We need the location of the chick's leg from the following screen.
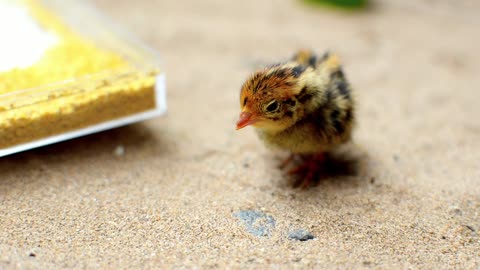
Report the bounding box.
[287,161,309,174]
[278,154,295,169]
[289,153,325,188]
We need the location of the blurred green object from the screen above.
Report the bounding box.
[303,0,368,10]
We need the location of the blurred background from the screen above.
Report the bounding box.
[90,0,479,154]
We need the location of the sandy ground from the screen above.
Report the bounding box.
[1,0,479,269]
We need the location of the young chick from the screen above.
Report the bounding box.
[236,50,355,187]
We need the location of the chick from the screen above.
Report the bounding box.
[236,50,355,187]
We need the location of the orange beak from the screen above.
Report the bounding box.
[236,111,258,130]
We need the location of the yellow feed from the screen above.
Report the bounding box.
[0,0,158,148]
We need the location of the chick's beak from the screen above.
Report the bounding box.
[236,111,258,130]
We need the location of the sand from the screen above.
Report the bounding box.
[0,0,479,269]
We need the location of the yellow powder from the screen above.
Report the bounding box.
[0,0,160,148]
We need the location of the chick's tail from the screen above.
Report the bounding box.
[291,49,317,67]
[292,50,342,75]
[318,51,342,75]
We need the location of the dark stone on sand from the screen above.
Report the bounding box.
[288,229,315,241]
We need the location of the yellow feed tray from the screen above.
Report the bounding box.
[0,0,166,156]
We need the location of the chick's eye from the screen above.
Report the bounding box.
[265,100,279,113]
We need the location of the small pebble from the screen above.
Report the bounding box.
[288,229,315,241]
[450,208,462,216]
[114,145,125,156]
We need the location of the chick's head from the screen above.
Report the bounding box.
[236,63,309,133]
